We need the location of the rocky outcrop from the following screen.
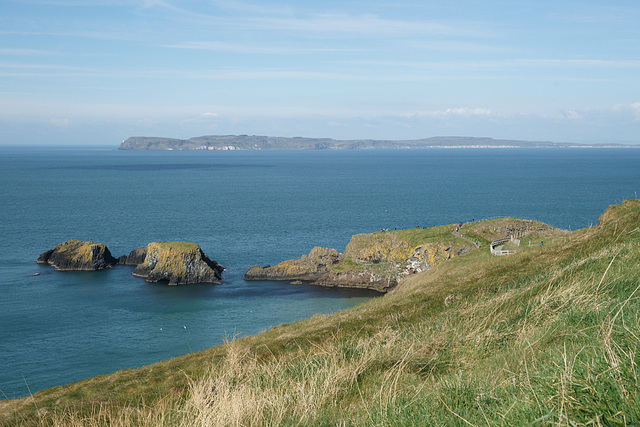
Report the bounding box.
[118,246,148,265]
[315,270,398,293]
[245,247,341,281]
[132,242,223,285]
[37,240,224,285]
[37,240,119,271]
[402,242,470,276]
[244,229,474,292]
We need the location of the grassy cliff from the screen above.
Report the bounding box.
[3,201,640,425]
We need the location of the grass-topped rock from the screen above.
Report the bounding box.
[37,239,119,271]
[246,220,561,292]
[132,241,224,285]
[246,226,475,292]
[245,246,342,281]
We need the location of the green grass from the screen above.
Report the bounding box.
[152,241,200,250]
[330,257,389,272]
[3,200,640,426]
[387,224,455,243]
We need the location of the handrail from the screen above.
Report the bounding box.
[490,238,515,256]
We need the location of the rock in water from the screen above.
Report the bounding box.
[118,246,148,266]
[132,242,223,285]
[37,240,119,270]
[245,246,342,281]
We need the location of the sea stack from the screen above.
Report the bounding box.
[37,240,119,271]
[132,241,224,285]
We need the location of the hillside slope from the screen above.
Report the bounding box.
[2,200,639,426]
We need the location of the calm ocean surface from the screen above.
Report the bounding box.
[1,146,639,399]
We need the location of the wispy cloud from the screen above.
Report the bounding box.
[510,59,640,68]
[138,0,484,38]
[209,0,294,16]
[243,13,481,37]
[0,62,94,72]
[625,102,640,120]
[0,29,144,42]
[405,40,511,53]
[0,48,58,55]
[406,107,496,118]
[4,0,129,5]
[163,41,364,54]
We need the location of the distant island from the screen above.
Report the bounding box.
[118,135,633,151]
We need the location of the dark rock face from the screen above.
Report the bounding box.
[132,242,224,285]
[316,271,397,293]
[118,246,148,265]
[245,247,342,281]
[37,240,119,271]
[37,249,54,264]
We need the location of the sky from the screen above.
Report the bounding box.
[1,0,640,146]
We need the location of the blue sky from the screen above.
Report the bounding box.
[1,0,640,145]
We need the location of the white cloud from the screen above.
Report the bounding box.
[564,110,582,120]
[407,107,495,118]
[612,102,640,121]
[48,118,71,127]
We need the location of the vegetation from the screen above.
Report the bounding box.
[152,241,200,251]
[2,200,640,426]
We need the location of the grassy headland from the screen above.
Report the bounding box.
[2,200,640,425]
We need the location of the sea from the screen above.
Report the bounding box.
[1,146,639,400]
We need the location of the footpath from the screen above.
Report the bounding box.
[451,226,481,249]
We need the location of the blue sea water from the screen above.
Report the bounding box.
[1,146,639,399]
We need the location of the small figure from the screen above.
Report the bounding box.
[540,241,544,246]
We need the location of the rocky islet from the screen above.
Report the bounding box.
[37,240,119,271]
[37,240,224,285]
[132,242,223,285]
